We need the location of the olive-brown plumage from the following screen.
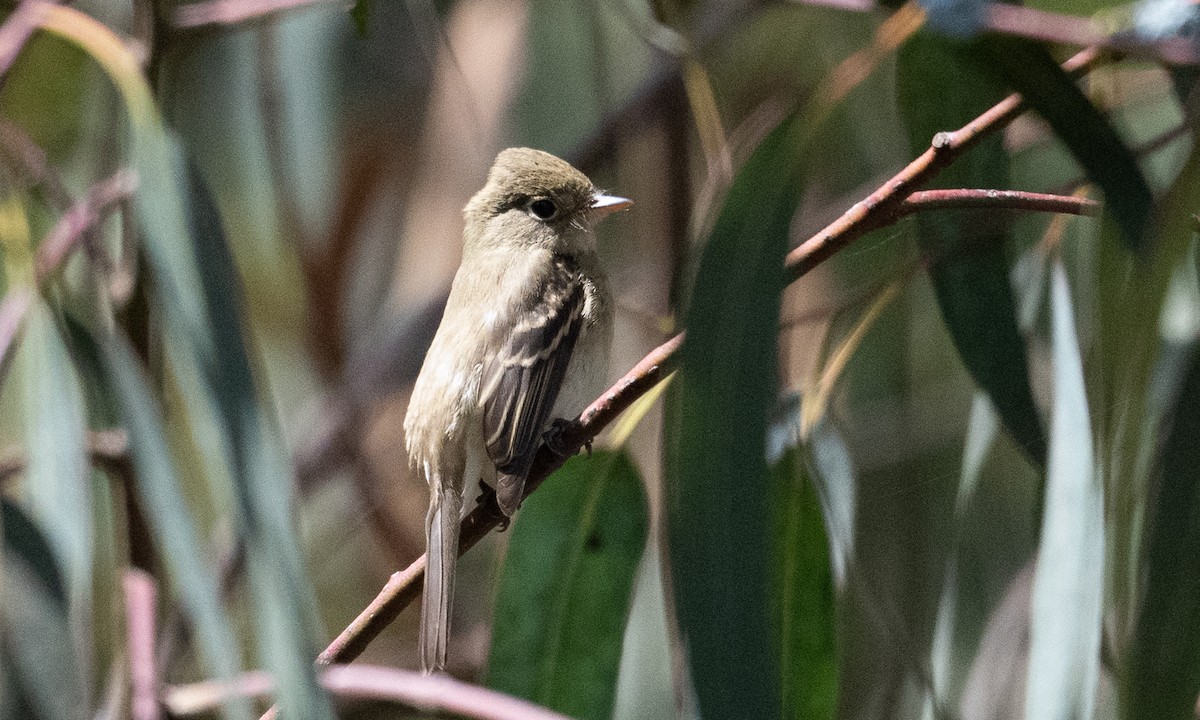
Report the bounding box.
[404,148,629,673]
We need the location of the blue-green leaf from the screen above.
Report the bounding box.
[897,32,1047,468]
[179,163,331,720]
[1024,262,1103,720]
[41,11,332,716]
[16,301,91,619]
[1,499,83,720]
[487,451,649,719]
[91,330,252,720]
[668,113,805,720]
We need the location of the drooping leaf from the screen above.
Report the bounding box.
[16,300,91,625]
[90,331,251,720]
[772,448,838,720]
[1024,262,1103,720]
[1096,136,1200,633]
[1,499,65,608]
[1128,347,1200,720]
[667,113,805,720]
[977,35,1153,250]
[1,499,83,720]
[41,9,332,717]
[804,420,857,588]
[180,160,332,720]
[928,392,999,710]
[897,31,1047,468]
[488,451,649,720]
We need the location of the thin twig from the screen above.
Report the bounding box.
[0,429,130,484]
[291,47,1110,687]
[168,665,572,720]
[0,119,72,210]
[785,46,1102,281]
[34,170,138,281]
[124,568,163,720]
[0,288,33,375]
[172,0,334,29]
[0,0,52,80]
[899,189,1100,217]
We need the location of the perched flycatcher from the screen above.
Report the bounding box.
[404,148,630,673]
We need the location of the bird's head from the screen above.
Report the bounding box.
[463,148,632,255]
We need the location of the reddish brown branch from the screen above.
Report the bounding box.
[785,46,1101,281]
[293,46,1110,689]
[899,189,1100,217]
[169,665,571,720]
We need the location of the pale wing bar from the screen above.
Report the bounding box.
[481,259,585,514]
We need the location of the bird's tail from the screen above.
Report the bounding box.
[421,474,462,673]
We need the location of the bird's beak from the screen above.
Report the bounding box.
[590,194,634,218]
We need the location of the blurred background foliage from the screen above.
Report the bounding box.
[0,0,1199,719]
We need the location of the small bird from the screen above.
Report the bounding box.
[403,148,630,673]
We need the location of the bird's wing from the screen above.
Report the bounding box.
[480,258,584,513]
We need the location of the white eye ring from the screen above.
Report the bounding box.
[528,198,558,221]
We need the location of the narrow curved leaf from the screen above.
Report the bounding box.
[1,499,65,608]
[1024,263,1103,720]
[1128,348,1200,720]
[41,9,332,717]
[1,500,82,720]
[897,31,1047,468]
[487,451,649,720]
[977,35,1152,250]
[93,332,252,720]
[668,113,805,720]
[17,301,91,622]
[772,449,838,720]
[181,164,334,719]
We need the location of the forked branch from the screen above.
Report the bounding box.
[302,46,1108,684]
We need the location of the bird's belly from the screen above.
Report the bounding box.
[550,320,612,422]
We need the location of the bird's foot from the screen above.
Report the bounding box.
[544,418,590,458]
[476,480,510,531]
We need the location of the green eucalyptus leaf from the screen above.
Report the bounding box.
[1,499,65,608]
[1128,347,1200,720]
[668,112,805,720]
[897,31,1047,469]
[180,162,331,720]
[772,448,837,720]
[488,451,649,720]
[350,0,370,36]
[42,11,332,717]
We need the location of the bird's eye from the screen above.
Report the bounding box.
[529,198,558,220]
